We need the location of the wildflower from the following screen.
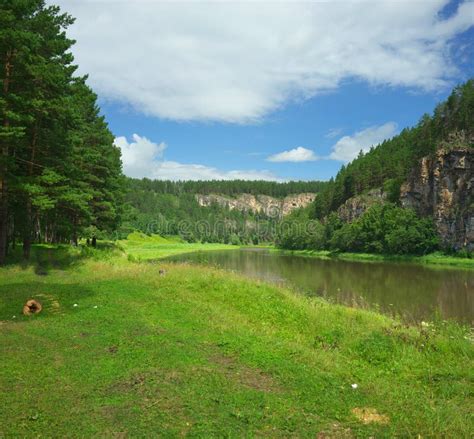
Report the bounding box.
[93,305,98,309]
[351,383,358,389]
[73,304,78,307]
[12,315,16,319]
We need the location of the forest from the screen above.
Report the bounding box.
[119,179,316,244]
[0,1,123,264]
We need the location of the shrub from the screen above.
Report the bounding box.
[279,203,439,255]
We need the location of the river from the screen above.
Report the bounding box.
[165,248,474,325]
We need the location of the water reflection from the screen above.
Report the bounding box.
[165,249,474,325]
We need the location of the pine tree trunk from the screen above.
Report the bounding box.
[23,200,32,260]
[71,215,78,246]
[0,50,13,265]
[0,180,7,265]
[23,235,31,259]
[22,123,39,260]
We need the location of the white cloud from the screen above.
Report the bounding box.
[267,147,318,162]
[325,128,344,139]
[56,0,474,123]
[114,134,166,178]
[329,122,398,162]
[114,134,282,181]
[148,162,282,181]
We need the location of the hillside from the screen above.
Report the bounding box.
[121,179,324,244]
[312,80,474,220]
[277,80,474,255]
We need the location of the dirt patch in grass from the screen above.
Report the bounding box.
[209,353,281,393]
[351,407,389,425]
[110,368,184,397]
[107,345,119,354]
[108,370,191,433]
[98,405,131,437]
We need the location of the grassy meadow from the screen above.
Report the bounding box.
[119,232,237,260]
[0,242,473,437]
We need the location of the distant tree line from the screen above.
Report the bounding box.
[120,190,279,245]
[121,178,328,244]
[0,1,123,264]
[126,178,327,198]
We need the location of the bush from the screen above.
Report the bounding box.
[331,204,439,255]
[276,219,324,250]
[278,203,439,256]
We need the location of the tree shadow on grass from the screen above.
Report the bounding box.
[4,242,118,276]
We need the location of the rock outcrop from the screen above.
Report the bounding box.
[400,148,474,251]
[337,188,387,223]
[195,193,316,218]
[334,148,473,251]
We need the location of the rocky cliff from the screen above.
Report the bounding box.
[334,148,473,251]
[337,188,387,222]
[195,193,316,218]
[400,148,474,251]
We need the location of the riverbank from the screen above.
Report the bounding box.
[272,248,474,269]
[0,244,473,437]
[116,233,474,269]
[118,232,238,260]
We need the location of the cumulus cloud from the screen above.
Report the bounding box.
[114,134,167,178]
[267,147,318,162]
[56,0,474,123]
[114,134,282,181]
[329,122,398,162]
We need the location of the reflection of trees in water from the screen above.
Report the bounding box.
[171,250,474,324]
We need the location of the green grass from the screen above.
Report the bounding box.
[1,244,473,437]
[119,233,237,260]
[273,248,474,269]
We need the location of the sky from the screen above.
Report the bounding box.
[55,0,474,181]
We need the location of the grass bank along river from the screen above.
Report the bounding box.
[167,248,474,325]
[0,243,473,437]
[272,248,474,270]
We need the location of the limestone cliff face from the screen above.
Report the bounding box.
[400,148,474,251]
[195,193,316,218]
[337,189,387,222]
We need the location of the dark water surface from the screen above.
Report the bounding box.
[165,249,474,324]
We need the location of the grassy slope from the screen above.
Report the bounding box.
[119,233,237,260]
[0,245,473,437]
[273,249,474,269]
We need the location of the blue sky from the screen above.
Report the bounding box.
[59,0,474,181]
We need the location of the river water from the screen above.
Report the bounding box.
[165,249,474,325]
